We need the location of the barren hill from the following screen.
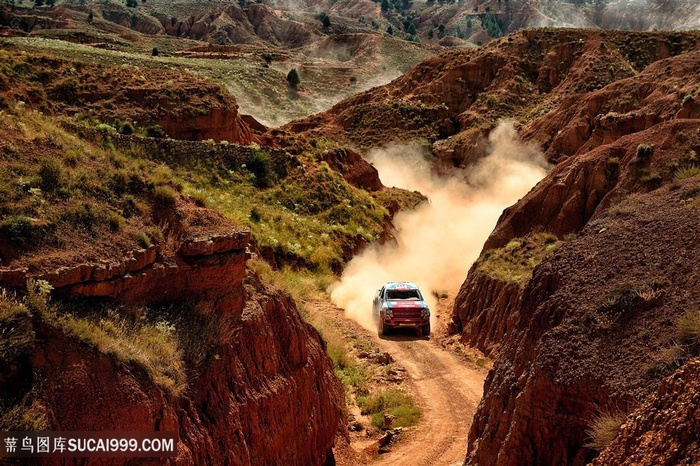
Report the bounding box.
[287,28,700,166]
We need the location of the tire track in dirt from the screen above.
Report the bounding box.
[371,331,484,466]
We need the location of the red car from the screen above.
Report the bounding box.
[372,282,431,336]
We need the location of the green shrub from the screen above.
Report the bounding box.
[357,389,421,430]
[145,125,166,138]
[636,144,653,160]
[116,121,135,135]
[286,68,301,90]
[108,213,125,232]
[95,123,117,134]
[0,215,36,242]
[134,231,151,248]
[247,150,275,188]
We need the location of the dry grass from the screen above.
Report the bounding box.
[677,309,700,343]
[674,164,700,180]
[0,400,49,431]
[24,282,186,395]
[585,409,627,452]
[0,288,34,361]
[55,310,186,395]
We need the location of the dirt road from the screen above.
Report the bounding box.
[371,330,484,466]
[315,294,486,466]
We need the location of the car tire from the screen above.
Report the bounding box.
[420,322,430,337]
[378,315,388,336]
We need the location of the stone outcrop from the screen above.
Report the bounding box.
[452,269,522,357]
[65,123,295,173]
[0,229,251,314]
[592,359,700,466]
[321,148,382,191]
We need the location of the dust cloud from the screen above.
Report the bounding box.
[329,122,549,331]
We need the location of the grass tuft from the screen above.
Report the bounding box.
[585,409,627,452]
[674,164,700,180]
[677,309,700,344]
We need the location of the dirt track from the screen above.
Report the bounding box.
[317,294,486,466]
[371,330,484,466]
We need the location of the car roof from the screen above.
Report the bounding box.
[384,282,420,290]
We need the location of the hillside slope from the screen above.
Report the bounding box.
[0,44,429,464]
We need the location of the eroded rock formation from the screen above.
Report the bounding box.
[1,210,344,465]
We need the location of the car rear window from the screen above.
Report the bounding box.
[387,289,421,300]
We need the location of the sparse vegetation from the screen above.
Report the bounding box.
[56,309,186,394]
[357,389,421,430]
[477,233,562,285]
[23,281,186,394]
[0,400,49,431]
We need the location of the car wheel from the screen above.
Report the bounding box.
[420,322,430,337]
[378,315,388,336]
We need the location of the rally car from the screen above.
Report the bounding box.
[372,282,431,337]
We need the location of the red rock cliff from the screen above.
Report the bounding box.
[25,275,343,466]
[460,121,700,465]
[1,214,344,465]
